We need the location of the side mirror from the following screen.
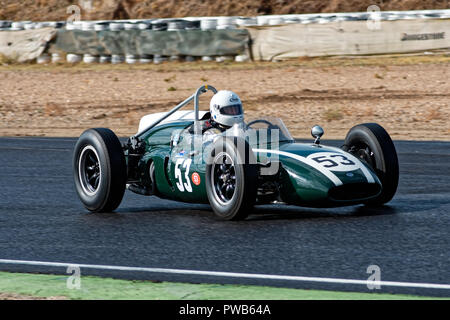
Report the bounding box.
[311,125,324,145]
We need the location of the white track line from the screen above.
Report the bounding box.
[0,259,449,290]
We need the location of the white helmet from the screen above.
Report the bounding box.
[210,90,244,128]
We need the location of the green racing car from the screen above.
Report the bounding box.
[73,85,399,220]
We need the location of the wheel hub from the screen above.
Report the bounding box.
[212,153,236,204]
[351,145,375,168]
[78,145,102,196]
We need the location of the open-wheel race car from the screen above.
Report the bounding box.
[73,85,399,220]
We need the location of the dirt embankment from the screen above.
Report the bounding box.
[0,0,449,21]
[0,56,449,140]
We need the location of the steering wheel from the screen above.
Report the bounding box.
[246,119,278,130]
[246,119,283,146]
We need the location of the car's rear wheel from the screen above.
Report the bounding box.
[73,128,127,212]
[342,123,399,206]
[206,137,257,220]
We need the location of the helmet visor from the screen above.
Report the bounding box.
[220,104,243,116]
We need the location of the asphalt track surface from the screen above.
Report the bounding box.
[0,137,449,297]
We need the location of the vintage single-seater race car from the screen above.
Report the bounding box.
[73,85,399,220]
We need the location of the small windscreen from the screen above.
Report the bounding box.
[220,104,243,115]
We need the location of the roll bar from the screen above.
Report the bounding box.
[133,85,217,139]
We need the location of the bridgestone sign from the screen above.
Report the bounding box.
[401,32,445,41]
[248,19,450,60]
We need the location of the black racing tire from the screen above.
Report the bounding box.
[73,128,127,212]
[342,123,399,206]
[206,137,258,220]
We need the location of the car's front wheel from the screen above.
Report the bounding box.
[73,128,127,212]
[342,123,399,206]
[206,137,257,220]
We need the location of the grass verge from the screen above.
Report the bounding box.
[0,271,445,300]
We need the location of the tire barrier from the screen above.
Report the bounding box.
[83,53,98,64]
[1,10,449,64]
[2,10,449,32]
[152,20,168,31]
[185,20,201,31]
[139,54,152,63]
[51,52,63,63]
[36,53,50,64]
[66,53,82,63]
[111,54,125,64]
[217,17,236,30]
[200,19,217,31]
[99,55,111,64]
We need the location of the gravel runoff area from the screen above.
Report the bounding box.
[0,55,449,140]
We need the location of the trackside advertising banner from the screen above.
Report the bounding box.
[248,19,450,60]
[50,29,250,56]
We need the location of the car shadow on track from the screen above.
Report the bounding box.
[80,205,212,220]
[82,203,397,222]
[247,205,398,221]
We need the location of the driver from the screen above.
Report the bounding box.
[198,90,244,137]
[209,90,244,130]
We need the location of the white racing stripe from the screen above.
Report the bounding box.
[0,259,449,290]
[254,149,343,186]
